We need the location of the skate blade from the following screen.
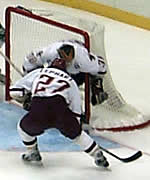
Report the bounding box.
[96,165,111,172]
[22,159,44,167]
[100,166,112,171]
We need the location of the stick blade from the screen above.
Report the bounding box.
[121,151,142,163]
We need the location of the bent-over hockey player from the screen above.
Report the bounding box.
[10,58,109,168]
[22,39,108,106]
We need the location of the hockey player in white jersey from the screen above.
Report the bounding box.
[22,39,108,106]
[23,40,106,76]
[10,58,109,168]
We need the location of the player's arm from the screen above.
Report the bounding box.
[79,51,108,105]
[79,51,107,76]
[10,69,40,105]
[88,55,108,105]
[22,48,46,74]
[90,75,108,105]
[68,79,82,116]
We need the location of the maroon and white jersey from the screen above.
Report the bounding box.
[23,39,107,76]
[10,67,82,115]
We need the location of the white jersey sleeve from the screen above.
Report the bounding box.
[23,42,62,73]
[9,69,41,102]
[66,42,107,76]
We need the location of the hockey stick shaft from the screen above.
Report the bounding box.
[0,50,24,77]
[99,145,142,163]
[16,6,53,16]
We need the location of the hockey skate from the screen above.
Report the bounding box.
[22,145,42,165]
[94,150,109,168]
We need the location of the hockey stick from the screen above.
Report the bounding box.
[83,124,142,162]
[16,5,53,16]
[75,113,143,163]
[99,145,142,163]
[0,50,24,77]
[83,125,142,162]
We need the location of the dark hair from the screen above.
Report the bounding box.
[58,44,75,58]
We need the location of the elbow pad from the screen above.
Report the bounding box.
[26,52,38,64]
[9,88,26,103]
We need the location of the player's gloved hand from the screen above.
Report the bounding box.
[91,91,108,106]
[91,76,108,106]
[23,92,32,111]
[80,113,87,124]
[0,23,5,48]
[71,72,85,86]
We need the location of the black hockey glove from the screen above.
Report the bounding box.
[80,113,87,124]
[23,92,32,111]
[71,72,85,86]
[90,76,108,106]
[0,23,5,48]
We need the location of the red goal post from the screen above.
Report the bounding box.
[5,6,90,122]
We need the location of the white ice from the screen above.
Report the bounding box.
[0,0,150,179]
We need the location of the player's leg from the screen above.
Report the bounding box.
[17,95,72,163]
[90,75,108,105]
[57,106,109,168]
[17,122,42,162]
[17,97,53,162]
[73,131,109,168]
[70,73,108,106]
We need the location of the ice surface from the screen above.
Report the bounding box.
[0,0,150,179]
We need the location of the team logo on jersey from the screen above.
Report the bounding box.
[29,57,37,64]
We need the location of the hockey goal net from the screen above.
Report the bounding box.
[5,6,149,131]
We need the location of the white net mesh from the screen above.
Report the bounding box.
[10,11,85,83]
[87,19,146,130]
